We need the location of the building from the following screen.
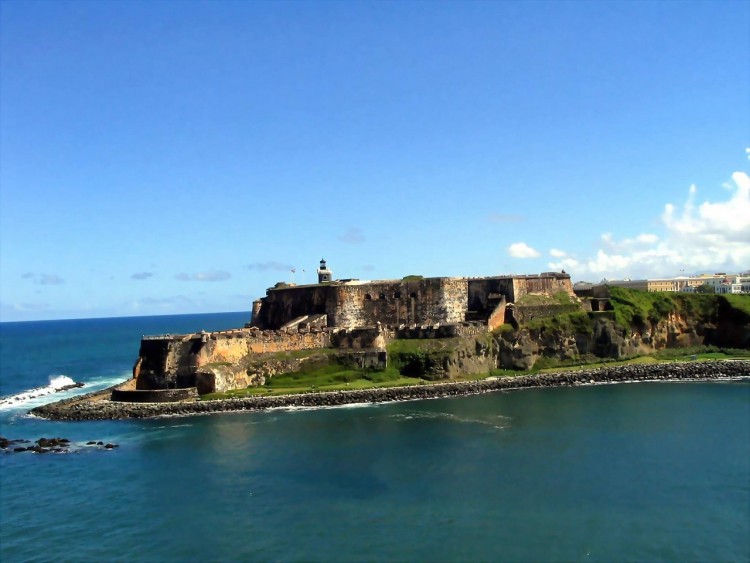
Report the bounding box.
[251,261,576,331]
[606,273,750,294]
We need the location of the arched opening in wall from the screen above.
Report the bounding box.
[379,293,386,300]
[364,294,372,301]
[410,292,417,299]
[394,292,401,299]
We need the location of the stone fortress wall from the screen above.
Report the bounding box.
[253,272,573,331]
[128,265,576,397]
[134,328,330,391]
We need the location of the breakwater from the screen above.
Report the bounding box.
[31,360,750,421]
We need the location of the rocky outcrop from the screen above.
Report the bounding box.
[0,436,118,454]
[496,310,749,370]
[29,360,750,421]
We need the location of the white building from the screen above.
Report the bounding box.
[681,274,750,294]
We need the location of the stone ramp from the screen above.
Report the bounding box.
[280,314,327,331]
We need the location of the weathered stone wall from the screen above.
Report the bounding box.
[327,278,468,328]
[252,284,332,329]
[467,277,518,314]
[199,331,250,364]
[253,274,573,330]
[487,299,507,331]
[395,322,484,339]
[332,327,391,349]
[510,304,581,325]
[245,329,329,354]
[135,329,330,391]
[136,338,202,390]
[195,364,258,395]
[512,273,574,301]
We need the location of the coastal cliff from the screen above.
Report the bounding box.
[495,290,750,370]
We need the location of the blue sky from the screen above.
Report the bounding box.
[1,0,748,321]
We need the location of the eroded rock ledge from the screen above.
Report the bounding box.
[31,360,750,421]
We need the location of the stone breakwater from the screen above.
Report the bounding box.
[30,360,750,421]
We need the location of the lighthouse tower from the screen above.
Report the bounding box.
[317,259,333,283]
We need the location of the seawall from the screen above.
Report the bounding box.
[30,360,750,421]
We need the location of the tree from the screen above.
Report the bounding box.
[695,284,715,294]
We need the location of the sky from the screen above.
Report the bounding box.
[1,0,748,322]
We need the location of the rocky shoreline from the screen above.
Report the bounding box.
[30,360,750,421]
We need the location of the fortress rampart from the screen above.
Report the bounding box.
[253,272,573,331]
[134,328,330,391]
[125,267,576,399]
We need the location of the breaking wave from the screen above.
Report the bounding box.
[0,375,83,410]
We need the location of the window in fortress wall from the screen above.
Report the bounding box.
[394,292,401,299]
[365,294,372,300]
[379,293,386,300]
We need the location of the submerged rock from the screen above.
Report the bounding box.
[2,438,119,454]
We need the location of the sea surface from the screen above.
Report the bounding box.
[1,313,748,562]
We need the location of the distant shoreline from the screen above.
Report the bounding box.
[29,360,750,421]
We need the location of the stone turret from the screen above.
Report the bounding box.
[317,259,333,283]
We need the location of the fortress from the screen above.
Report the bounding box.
[251,260,574,331]
[122,260,576,401]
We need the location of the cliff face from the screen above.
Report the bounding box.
[494,293,750,370]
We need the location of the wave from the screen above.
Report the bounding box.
[0,373,126,412]
[269,401,379,413]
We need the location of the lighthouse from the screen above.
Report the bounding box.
[317,259,333,283]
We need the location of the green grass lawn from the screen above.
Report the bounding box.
[201,373,424,400]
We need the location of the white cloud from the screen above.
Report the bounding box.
[635,233,659,244]
[549,248,567,258]
[549,170,750,279]
[508,242,540,258]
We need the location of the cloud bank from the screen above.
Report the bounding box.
[548,171,750,280]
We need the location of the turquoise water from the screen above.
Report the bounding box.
[1,314,749,562]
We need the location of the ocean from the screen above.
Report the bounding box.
[1,313,748,562]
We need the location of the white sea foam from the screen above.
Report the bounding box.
[0,375,79,410]
[269,401,378,413]
[0,372,128,412]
